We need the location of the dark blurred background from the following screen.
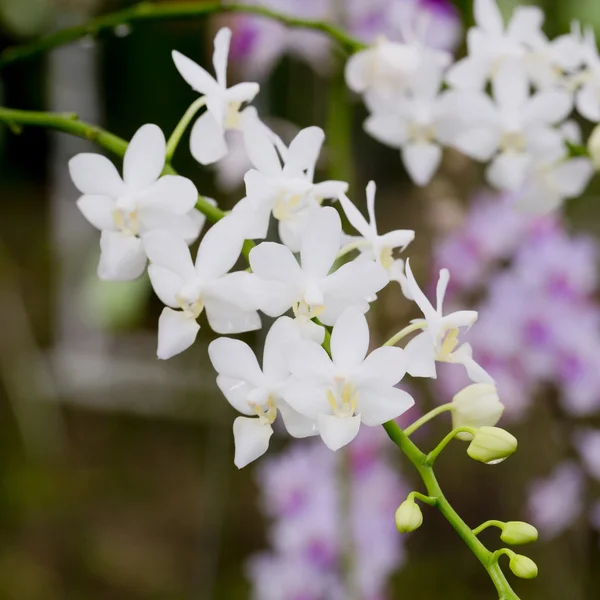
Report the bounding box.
[1,1,600,599]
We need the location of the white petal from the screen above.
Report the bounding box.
[379,229,415,250]
[357,387,415,427]
[244,169,280,210]
[123,124,165,189]
[252,279,298,317]
[524,90,573,125]
[402,142,442,186]
[204,299,261,335]
[195,215,245,279]
[226,82,260,104]
[318,413,361,451]
[138,208,204,242]
[287,340,335,382]
[242,113,281,175]
[311,180,349,200]
[262,316,301,382]
[553,158,594,197]
[230,196,271,240]
[441,310,479,330]
[190,111,228,165]
[208,337,264,385]
[69,153,125,196]
[337,192,370,238]
[404,331,437,378]
[475,0,504,34]
[507,6,544,42]
[404,260,438,324]
[445,56,490,90]
[212,27,231,87]
[208,271,261,311]
[172,49,219,95]
[357,346,406,387]
[147,264,184,308]
[453,127,500,161]
[141,175,198,214]
[330,307,369,370]
[249,242,303,286]
[156,307,200,359]
[344,51,371,93]
[283,380,329,420]
[278,400,319,438]
[215,376,254,415]
[143,230,196,280]
[233,417,273,468]
[449,343,494,384]
[300,207,341,278]
[576,85,600,122]
[284,127,325,176]
[487,153,532,191]
[98,231,146,281]
[295,319,326,344]
[364,113,407,148]
[77,195,116,231]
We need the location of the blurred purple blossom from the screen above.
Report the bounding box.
[227,0,462,80]
[248,427,408,599]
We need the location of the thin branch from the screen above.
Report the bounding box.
[0,106,226,224]
[0,1,365,69]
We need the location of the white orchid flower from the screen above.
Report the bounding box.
[337,181,414,273]
[514,153,594,214]
[241,112,347,251]
[403,260,492,384]
[446,0,545,90]
[284,307,415,451]
[249,207,389,326]
[143,218,261,360]
[172,27,260,164]
[208,316,318,468]
[364,68,459,186]
[69,124,202,281]
[575,27,600,122]
[449,61,573,192]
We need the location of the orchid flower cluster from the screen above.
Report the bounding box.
[58,9,542,598]
[433,191,600,544]
[346,0,600,212]
[69,25,500,469]
[248,428,407,600]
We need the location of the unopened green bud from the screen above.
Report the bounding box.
[500,521,539,545]
[466,426,518,464]
[509,553,538,579]
[395,499,423,533]
[452,383,504,440]
[588,124,600,170]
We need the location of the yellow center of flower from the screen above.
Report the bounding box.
[176,293,204,319]
[113,208,140,236]
[293,300,324,320]
[500,130,526,152]
[437,328,460,361]
[380,246,394,270]
[273,192,304,221]
[327,378,359,418]
[249,396,277,425]
[225,102,243,129]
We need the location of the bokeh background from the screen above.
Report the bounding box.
[1,0,600,599]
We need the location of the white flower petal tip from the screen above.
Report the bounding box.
[317,413,362,451]
[156,307,200,360]
[233,417,273,468]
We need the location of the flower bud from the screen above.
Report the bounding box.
[395,499,423,533]
[509,554,538,579]
[451,383,504,440]
[588,124,600,170]
[500,521,539,545]
[466,426,518,464]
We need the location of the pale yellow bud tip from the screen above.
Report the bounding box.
[395,499,423,533]
[500,521,539,545]
[509,554,538,579]
[466,426,518,464]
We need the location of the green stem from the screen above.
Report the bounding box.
[166,97,206,162]
[0,106,248,255]
[382,421,520,600]
[407,491,437,507]
[403,403,453,437]
[425,427,474,466]
[473,520,505,536]
[0,1,365,69]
